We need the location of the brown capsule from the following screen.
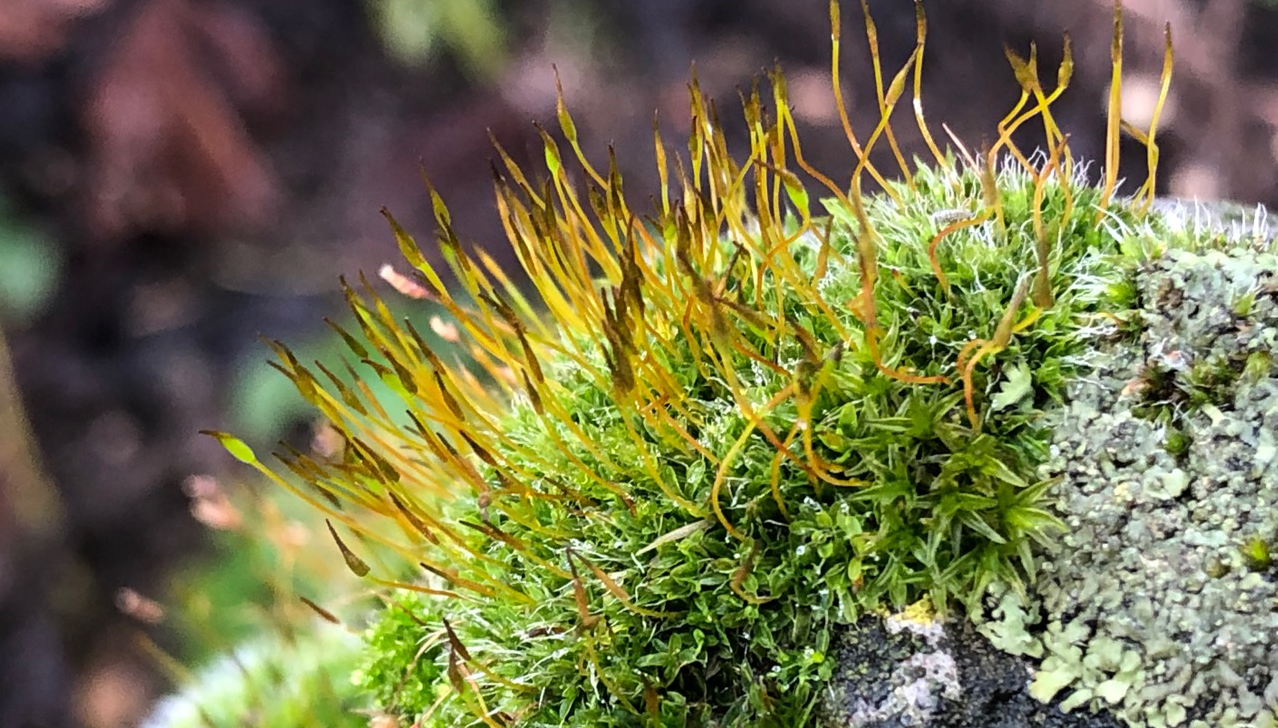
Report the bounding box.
[299,596,342,625]
[325,519,371,577]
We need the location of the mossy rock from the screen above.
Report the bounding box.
[196,4,1278,727]
[820,212,1278,727]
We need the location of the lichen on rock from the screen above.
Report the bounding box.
[820,606,1124,728]
[979,219,1278,728]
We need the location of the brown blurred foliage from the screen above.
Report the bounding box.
[81,0,286,244]
[0,0,109,64]
[2,0,289,245]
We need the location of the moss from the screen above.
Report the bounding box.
[291,157,1163,726]
[142,628,367,728]
[146,476,382,728]
[203,3,1205,726]
[354,592,450,716]
[1241,536,1273,573]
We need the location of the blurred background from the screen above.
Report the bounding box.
[2,0,1278,726]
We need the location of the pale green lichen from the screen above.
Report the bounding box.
[980,217,1278,728]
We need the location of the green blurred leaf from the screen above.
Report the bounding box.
[0,203,59,325]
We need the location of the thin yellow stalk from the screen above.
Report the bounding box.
[1096,1,1124,223]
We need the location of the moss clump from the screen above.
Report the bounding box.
[205,2,1188,726]
[145,476,378,728]
[336,160,1149,725]
[142,628,366,728]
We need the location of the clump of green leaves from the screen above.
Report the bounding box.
[371,0,507,77]
[0,196,60,326]
[144,476,375,728]
[208,2,1177,725]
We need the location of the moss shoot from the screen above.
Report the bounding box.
[193,3,1256,726]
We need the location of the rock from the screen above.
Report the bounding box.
[819,610,1123,728]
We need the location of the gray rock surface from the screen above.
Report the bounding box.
[819,611,1122,728]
